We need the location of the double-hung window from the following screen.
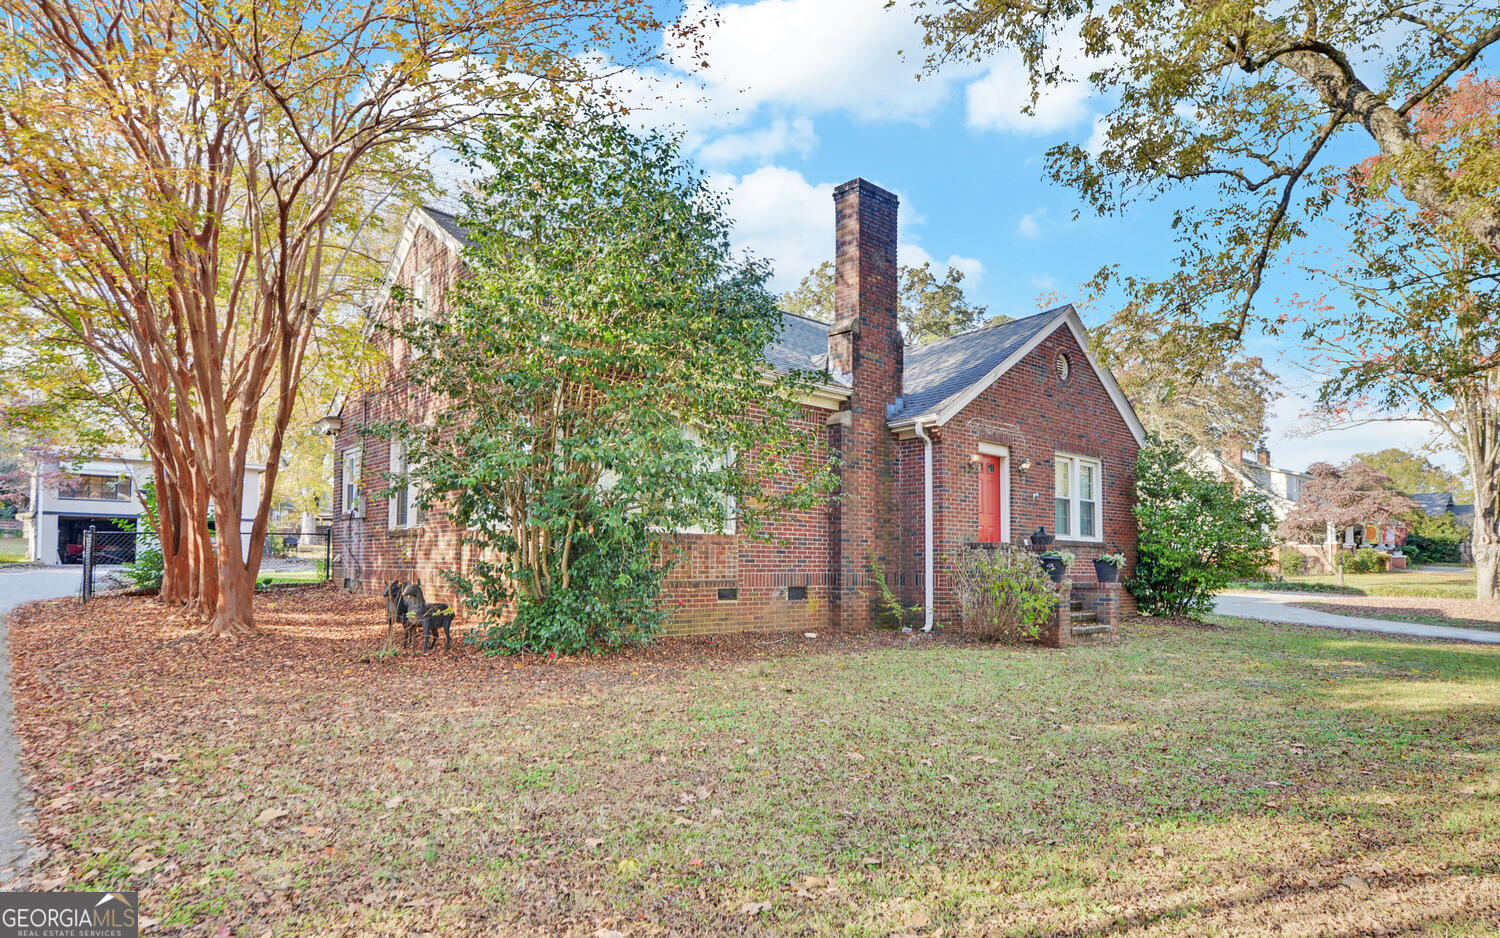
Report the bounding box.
[388,440,421,529]
[1053,454,1102,541]
[342,447,363,517]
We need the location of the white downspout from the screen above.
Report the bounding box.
[913,420,935,632]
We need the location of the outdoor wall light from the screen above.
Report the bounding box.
[1019,459,1031,474]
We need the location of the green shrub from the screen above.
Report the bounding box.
[949,545,1057,643]
[1344,547,1386,574]
[458,511,666,656]
[1130,437,1276,617]
[1278,548,1306,577]
[119,540,164,592]
[1406,510,1467,564]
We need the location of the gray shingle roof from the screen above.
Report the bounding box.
[887,308,1065,420]
[421,206,471,246]
[1412,492,1457,515]
[767,312,834,378]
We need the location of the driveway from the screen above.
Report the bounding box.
[0,566,81,881]
[1215,591,1500,645]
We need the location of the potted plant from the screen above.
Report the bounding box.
[1093,551,1126,584]
[1039,549,1073,583]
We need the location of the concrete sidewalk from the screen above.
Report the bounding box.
[1214,591,1500,645]
[0,567,83,882]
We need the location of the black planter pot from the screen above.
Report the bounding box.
[1093,559,1121,583]
[1040,557,1067,583]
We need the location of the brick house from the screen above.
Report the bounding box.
[325,178,1145,635]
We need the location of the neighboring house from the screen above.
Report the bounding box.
[1193,439,1311,523]
[18,453,264,565]
[325,178,1146,634]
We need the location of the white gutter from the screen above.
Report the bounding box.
[913,419,935,632]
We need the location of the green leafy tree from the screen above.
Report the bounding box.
[909,2,1500,339]
[1130,437,1276,617]
[781,260,998,342]
[1093,317,1278,449]
[1297,77,1500,597]
[1353,448,1471,501]
[1406,509,1470,564]
[385,108,837,655]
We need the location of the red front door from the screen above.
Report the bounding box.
[978,454,1003,542]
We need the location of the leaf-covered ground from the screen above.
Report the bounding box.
[1289,594,1500,632]
[9,585,1500,936]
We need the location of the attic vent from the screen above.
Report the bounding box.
[1055,353,1071,381]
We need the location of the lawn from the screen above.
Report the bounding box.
[9,586,1500,936]
[0,534,28,564]
[1243,567,1479,599]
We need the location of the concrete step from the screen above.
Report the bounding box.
[1070,611,1097,624]
[1070,624,1113,639]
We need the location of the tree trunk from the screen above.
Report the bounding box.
[1268,27,1500,259]
[1458,382,1500,601]
[204,486,257,638]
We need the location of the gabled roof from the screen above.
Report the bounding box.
[420,205,470,248]
[888,305,1147,446]
[1412,492,1457,516]
[890,309,1061,421]
[767,311,837,380]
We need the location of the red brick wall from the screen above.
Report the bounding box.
[898,325,1141,622]
[332,217,844,636]
[331,221,469,604]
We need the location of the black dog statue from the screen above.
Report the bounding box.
[397,582,454,651]
[384,580,406,635]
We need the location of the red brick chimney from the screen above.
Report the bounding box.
[827,178,902,630]
[1220,435,1244,466]
[1256,447,1271,466]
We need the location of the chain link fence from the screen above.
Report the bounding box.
[260,530,332,582]
[79,526,331,603]
[78,525,138,602]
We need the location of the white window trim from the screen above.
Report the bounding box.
[1053,452,1103,543]
[389,440,424,530]
[342,447,363,518]
[977,442,1011,543]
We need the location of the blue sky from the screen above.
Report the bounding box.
[584,0,1471,474]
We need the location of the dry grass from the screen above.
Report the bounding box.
[8,585,1500,936]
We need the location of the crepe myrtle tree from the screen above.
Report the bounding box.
[376,108,838,654]
[0,0,667,636]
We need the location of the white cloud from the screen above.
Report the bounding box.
[1084,114,1110,156]
[965,51,1092,135]
[665,0,956,124]
[708,166,834,289]
[1263,391,1461,473]
[697,116,818,165]
[1017,208,1046,239]
[945,254,985,288]
[1030,274,1056,290]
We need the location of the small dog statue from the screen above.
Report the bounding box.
[397,582,454,651]
[384,580,407,635]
